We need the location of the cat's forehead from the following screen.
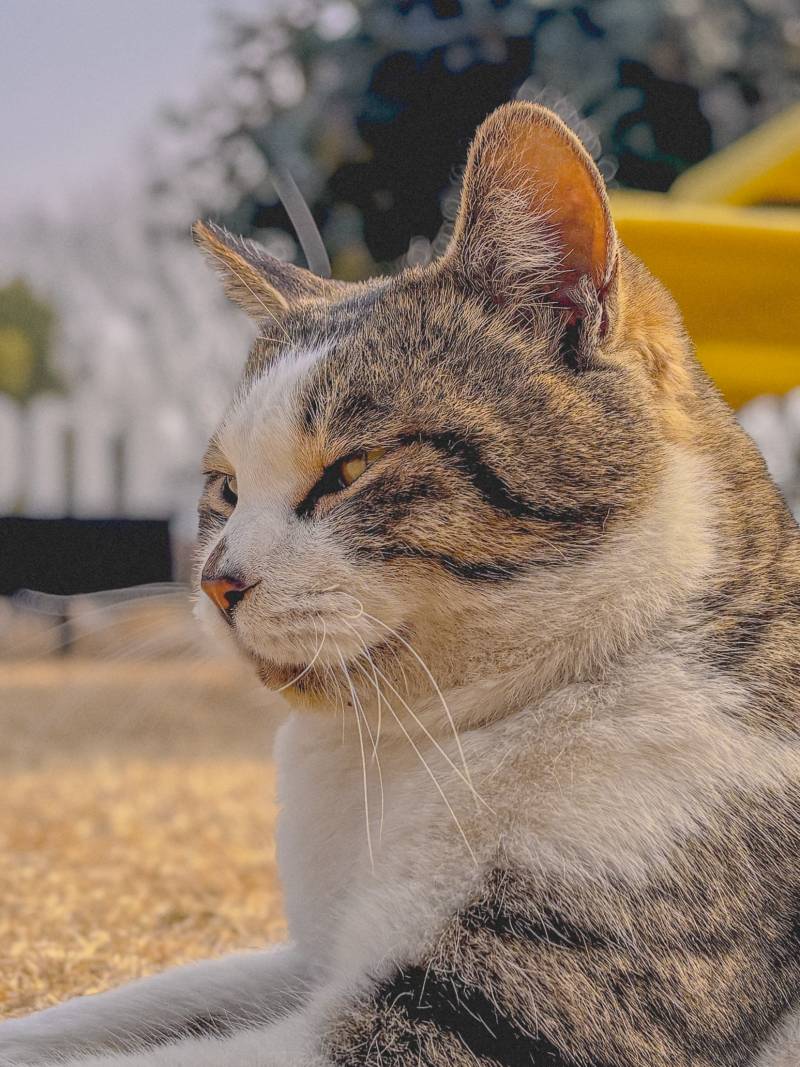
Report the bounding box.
[219,283,394,438]
[216,342,329,475]
[217,274,555,467]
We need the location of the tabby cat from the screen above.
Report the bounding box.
[2,102,800,1067]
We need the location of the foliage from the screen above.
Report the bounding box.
[0,279,59,401]
[149,0,800,275]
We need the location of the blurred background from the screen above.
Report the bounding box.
[2,0,800,603]
[1,0,799,1019]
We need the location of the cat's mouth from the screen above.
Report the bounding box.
[255,659,312,691]
[253,657,338,709]
[252,636,401,705]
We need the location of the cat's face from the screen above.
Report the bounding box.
[194,103,697,716]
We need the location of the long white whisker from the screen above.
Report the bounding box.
[381,631,411,695]
[344,644,385,839]
[16,583,186,613]
[339,619,384,757]
[274,617,327,692]
[321,661,347,739]
[334,640,375,873]
[374,682,477,865]
[359,607,477,798]
[7,592,190,660]
[339,616,490,811]
[375,660,490,809]
[340,602,364,621]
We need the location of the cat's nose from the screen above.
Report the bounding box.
[201,575,257,616]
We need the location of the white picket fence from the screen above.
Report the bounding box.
[0,389,200,519]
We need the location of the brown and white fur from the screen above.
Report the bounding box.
[2,103,799,1067]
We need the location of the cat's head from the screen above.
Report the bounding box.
[193,102,713,719]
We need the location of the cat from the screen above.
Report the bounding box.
[2,101,800,1067]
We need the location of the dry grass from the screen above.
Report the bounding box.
[0,658,287,1020]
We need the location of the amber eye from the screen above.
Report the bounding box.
[338,448,385,488]
[222,474,238,506]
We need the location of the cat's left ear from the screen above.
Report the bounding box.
[192,220,330,319]
[444,102,618,340]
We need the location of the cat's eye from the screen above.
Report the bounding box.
[338,448,385,488]
[222,474,238,506]
[296,447,387,518]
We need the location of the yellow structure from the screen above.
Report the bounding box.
[610,104,800,407]
[670,102,800,208]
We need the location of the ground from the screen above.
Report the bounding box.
[0,658,287,1019]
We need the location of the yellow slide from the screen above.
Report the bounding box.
[610,104,800,407]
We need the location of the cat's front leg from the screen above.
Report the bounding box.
[0,944,309,1066]
[16,1013,330,1067]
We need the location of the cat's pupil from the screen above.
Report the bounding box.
[222,474,238,505]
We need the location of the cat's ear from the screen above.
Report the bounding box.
[192,221,328,319]
[444,102,617,336]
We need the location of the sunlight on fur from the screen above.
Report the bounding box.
[2,101,799,1067]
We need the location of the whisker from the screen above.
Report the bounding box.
[340,601,364,621]
[338,615,490,811]
[14,583,187,613]
[334,640,375,872]
[381,632,411,695]
[12,614,198,664]
[103,628,199,662]
[274,617,327,692]
[367,677,478,865]
[358,606,478,800]
[344,644,385,839]
[363,646,383,763]
[5,591,192,660]
[320,660,347,738]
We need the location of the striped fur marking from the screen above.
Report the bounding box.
[328,963,574,1066]
[327,789,800,1067]
[406,430,613,528]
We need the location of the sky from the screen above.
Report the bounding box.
[0,0,265,216]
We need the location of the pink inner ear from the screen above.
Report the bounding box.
[499,121,609,296]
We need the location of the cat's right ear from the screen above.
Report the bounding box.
[192,221,328,319]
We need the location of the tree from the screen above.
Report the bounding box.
[148,0,800,275]
[0,279,59,401]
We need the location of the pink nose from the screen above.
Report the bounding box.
[201,576,250,614]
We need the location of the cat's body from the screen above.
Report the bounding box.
[2,103,799,1066]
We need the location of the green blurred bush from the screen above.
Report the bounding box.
[0,280,59,401]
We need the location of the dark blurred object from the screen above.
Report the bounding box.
[150,0,800,273]
[0,518,172,597]
[327,29,536,261]
[613,60,713,192]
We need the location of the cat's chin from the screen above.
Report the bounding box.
[253,657,329,708]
